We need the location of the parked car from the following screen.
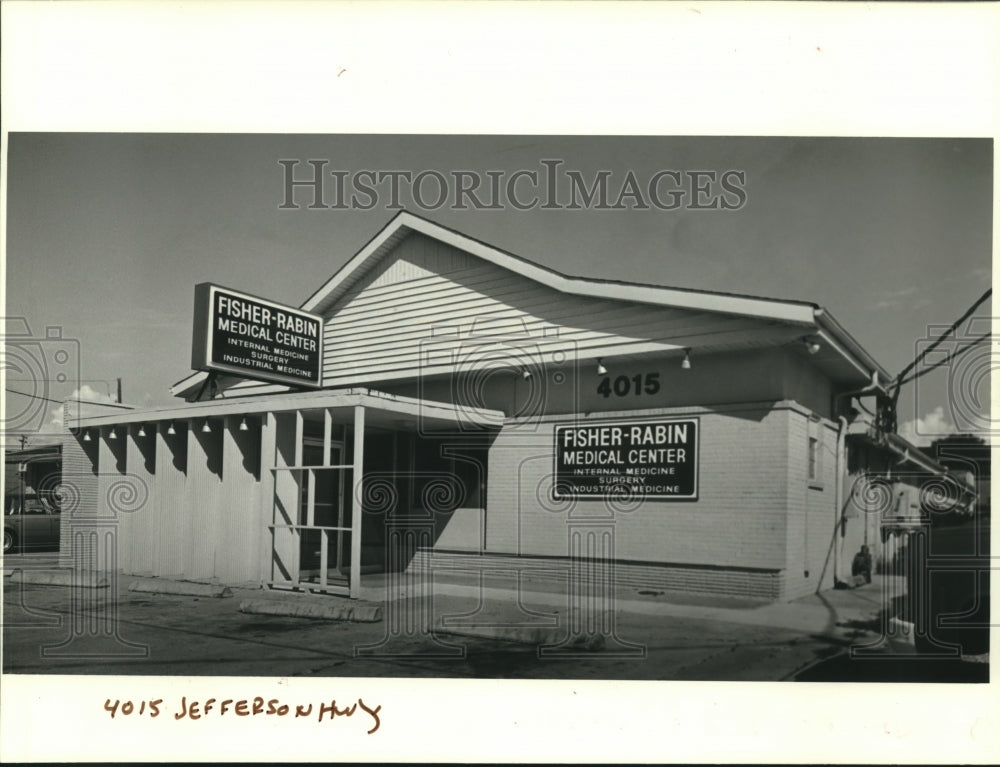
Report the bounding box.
[4,492,61,553]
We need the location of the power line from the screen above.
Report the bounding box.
[891,287,992,401]
[894,332,991,388]
[5,387,68,406]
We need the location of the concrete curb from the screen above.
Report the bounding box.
[239,599,382,623]
[129,580,233,598]
[434,622,606,649]
[7,569,108,588]
[426,581,886,639]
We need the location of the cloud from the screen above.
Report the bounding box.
[874,286,919,311]
[899,406,957,446]
[46,384,118,429]
[47,406,64,429]
[71,384,118,404]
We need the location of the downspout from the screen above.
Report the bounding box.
[834,415,848,587]
[831,370,883,588]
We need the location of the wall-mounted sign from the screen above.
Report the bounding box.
[191,283,323,388]
[554,418,698,500]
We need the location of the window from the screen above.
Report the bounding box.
[808,437,819,481]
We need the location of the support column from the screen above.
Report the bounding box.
[257,412,277,586]
[187,418,222,579]
[270,412,300,586]
[350,405,364,599]
[220,414,262,584]
[155,422,187,577]
[122,423,156,576]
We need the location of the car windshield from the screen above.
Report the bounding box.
[5,493,60,514]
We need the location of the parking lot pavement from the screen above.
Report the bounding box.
[0,565,916,681]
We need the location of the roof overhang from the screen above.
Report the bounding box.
[172,210,894,398]
[847,427,976,497]
[70,388,505,433]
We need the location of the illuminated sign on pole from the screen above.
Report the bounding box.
[191,283,323,388]
[554,418,699,500]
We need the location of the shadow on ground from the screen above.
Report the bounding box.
[795,652,989,682]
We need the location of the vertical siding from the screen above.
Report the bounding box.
[154,423,188,577]
[218,415,262,584]
[58,432,100,568]
[95,428,126,573]
[186,419,223,579]
[120,425,158,575]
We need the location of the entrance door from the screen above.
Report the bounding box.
[297,437,349,587]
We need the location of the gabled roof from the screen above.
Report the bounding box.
[172,210,892,397]
[304,211,822,321]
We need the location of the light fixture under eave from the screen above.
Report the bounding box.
[596,359,608,376]
[202,421,212,434]
[804,338,821,355]
[137,425,147,438]
[82,430,92,442]
[521,368,532,380]
[166,422,176,436]
[681,349,692,370]
[109,428,118,440]
[239,416,249,431]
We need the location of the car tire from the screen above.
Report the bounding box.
[3,529,15,554]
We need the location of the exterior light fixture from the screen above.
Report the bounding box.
[804,339,821,354]
[596,359,608,376]
[239,416,249,432]
[202,421,212,434]
[109,428,117,440]
[138,425,147,438]
[83,430,92,442]
[681,349,692,370]
[522,368,532,380]
[167,422,176,436]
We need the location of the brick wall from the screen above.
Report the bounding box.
[483,401,797,598]
[781,411,841,600]
[411,549,783,599]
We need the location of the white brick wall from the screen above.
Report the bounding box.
[486,403,796,587]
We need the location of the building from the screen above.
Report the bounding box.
[4,441,62,512]
[58,211,974,602]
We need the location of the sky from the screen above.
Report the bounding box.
[3,134,993,448]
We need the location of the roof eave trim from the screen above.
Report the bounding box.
[814,307,893,388]
[884,432,957,479]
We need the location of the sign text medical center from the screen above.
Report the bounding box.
[554,418,699,500]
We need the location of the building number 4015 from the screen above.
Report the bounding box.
[597,372,660,398]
